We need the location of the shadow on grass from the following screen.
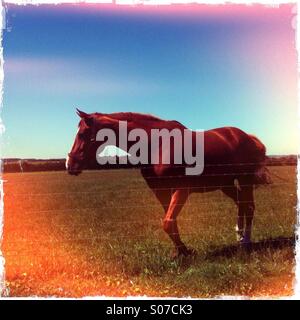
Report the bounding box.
[207,236,295,259]
[174,236,295,272]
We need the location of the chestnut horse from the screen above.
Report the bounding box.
[67,109,270,257]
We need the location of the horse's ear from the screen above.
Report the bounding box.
[76,108,93,127]
[76,108,90,119]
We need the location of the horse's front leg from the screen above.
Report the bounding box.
[163,189,194,258]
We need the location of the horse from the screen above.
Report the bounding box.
[66,109,270,257]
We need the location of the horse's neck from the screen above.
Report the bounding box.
[95,119,148,150]
[94,116,187,151]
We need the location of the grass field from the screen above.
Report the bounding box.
[1,166,297,297]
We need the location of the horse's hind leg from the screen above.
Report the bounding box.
[163,189,193,257]
[221,185,244,242]
[238,184,255,244]
[223,182,255,244]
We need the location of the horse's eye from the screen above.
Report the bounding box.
[78,133,84,138]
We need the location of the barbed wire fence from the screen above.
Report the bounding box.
[1,164,297,263]
[2,164,297,295]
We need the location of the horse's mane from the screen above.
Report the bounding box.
[93,112,186,129]
[94,112,163,122]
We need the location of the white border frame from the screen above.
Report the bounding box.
[0,0,298,299]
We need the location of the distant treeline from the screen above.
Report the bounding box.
[2,158,66,173]
[1,155,298,173]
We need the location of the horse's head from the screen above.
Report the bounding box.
[66,108,98,175]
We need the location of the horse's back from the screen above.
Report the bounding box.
[204,126,266,165]
[143,126,268,188]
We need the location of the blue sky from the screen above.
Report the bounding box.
[1,4,298,158]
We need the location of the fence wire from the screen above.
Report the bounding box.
[1,166,297,262]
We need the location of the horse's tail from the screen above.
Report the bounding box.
[244,135,272,185]
[254,165,272,185]
[248,134,272,185]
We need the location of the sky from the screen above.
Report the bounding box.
[1,3,298,158]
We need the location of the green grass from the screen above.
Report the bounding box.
[2,166,297,297]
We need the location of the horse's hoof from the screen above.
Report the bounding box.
[236,234,244,243]
[171,247,197,259]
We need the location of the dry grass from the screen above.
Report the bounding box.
[1,166,297,297]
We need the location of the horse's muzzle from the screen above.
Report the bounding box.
[66,154,83,176]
